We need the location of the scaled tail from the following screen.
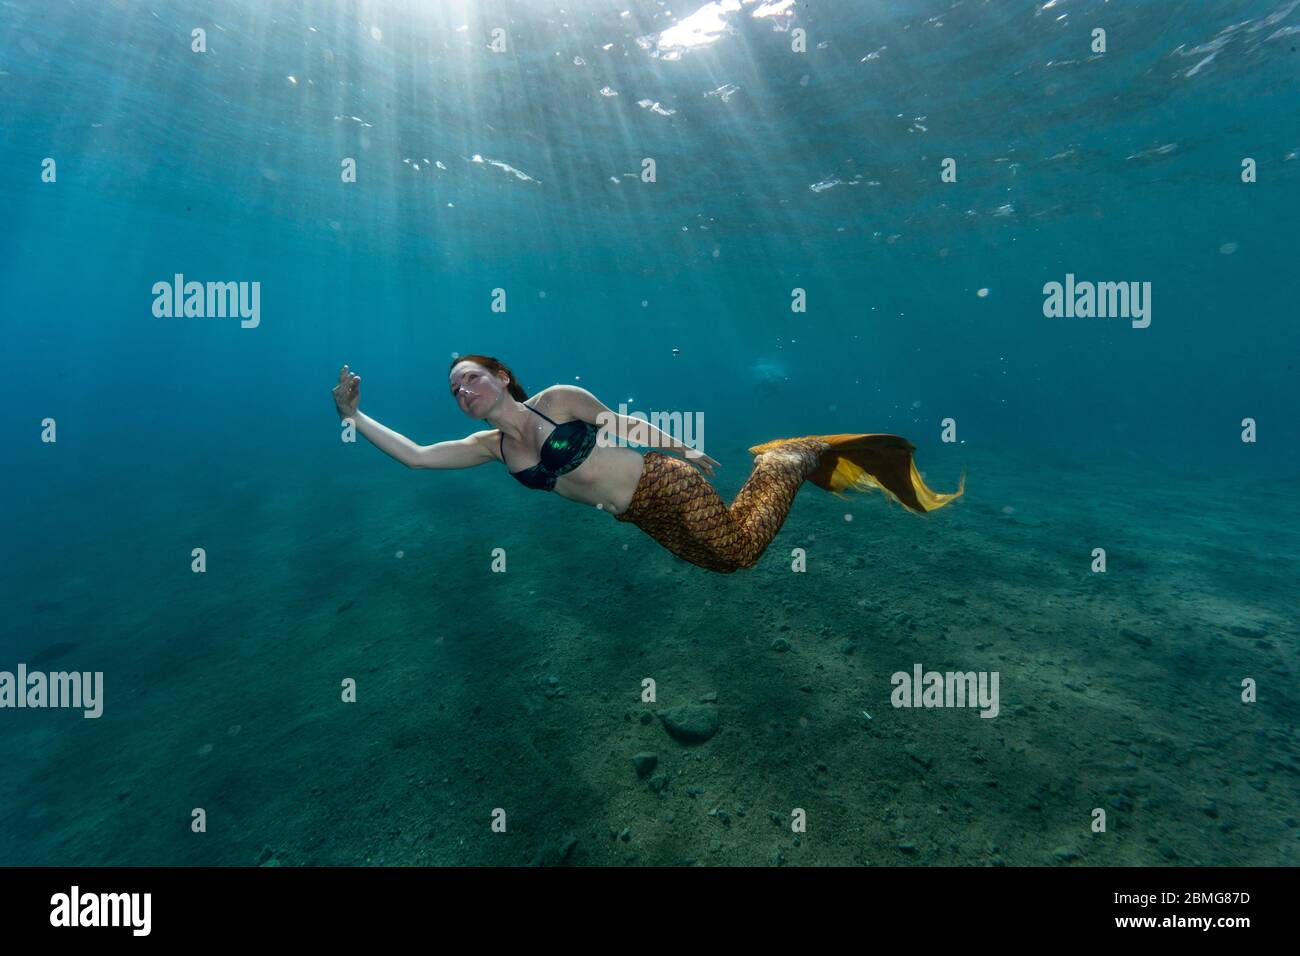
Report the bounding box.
[748,433,965,514]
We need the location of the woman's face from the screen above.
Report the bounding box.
[449,361,505,418]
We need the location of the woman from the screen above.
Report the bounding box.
[331,355,964,573]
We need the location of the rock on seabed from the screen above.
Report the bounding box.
[658,705,720,742]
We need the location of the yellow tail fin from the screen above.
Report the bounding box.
[749,433,965,514]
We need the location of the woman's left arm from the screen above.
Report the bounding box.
[551,385,719,475]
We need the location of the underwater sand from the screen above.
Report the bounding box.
[1,444,1296,866]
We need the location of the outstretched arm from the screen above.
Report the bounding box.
[332,365,496,470]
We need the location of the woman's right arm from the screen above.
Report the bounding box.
[333,365,496,470]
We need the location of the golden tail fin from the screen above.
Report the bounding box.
[748,433,965,514]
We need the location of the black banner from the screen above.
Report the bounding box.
[0,865,1288,942]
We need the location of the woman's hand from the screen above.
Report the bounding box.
[333,365,361,419]
[683,448,720,477]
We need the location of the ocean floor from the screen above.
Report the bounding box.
[1,442,1297,866]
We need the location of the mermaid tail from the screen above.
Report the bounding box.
[748,434,965,514]
[614,435,963,573]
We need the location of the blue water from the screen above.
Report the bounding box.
[1,0,1297,866]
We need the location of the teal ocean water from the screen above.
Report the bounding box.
[1,0,1297,866]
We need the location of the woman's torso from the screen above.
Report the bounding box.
[496,395,646,515]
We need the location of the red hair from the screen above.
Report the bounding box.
[449,354,528,400]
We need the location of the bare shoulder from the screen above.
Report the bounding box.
[531,383,593,417]
[529,384,566,402]
[526,384,568,414]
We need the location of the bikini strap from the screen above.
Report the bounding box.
[502,403,556,464]
[525,403,558,425]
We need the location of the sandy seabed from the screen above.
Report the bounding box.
[2,443,1296,867]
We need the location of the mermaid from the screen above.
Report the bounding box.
[331,355,965,573]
